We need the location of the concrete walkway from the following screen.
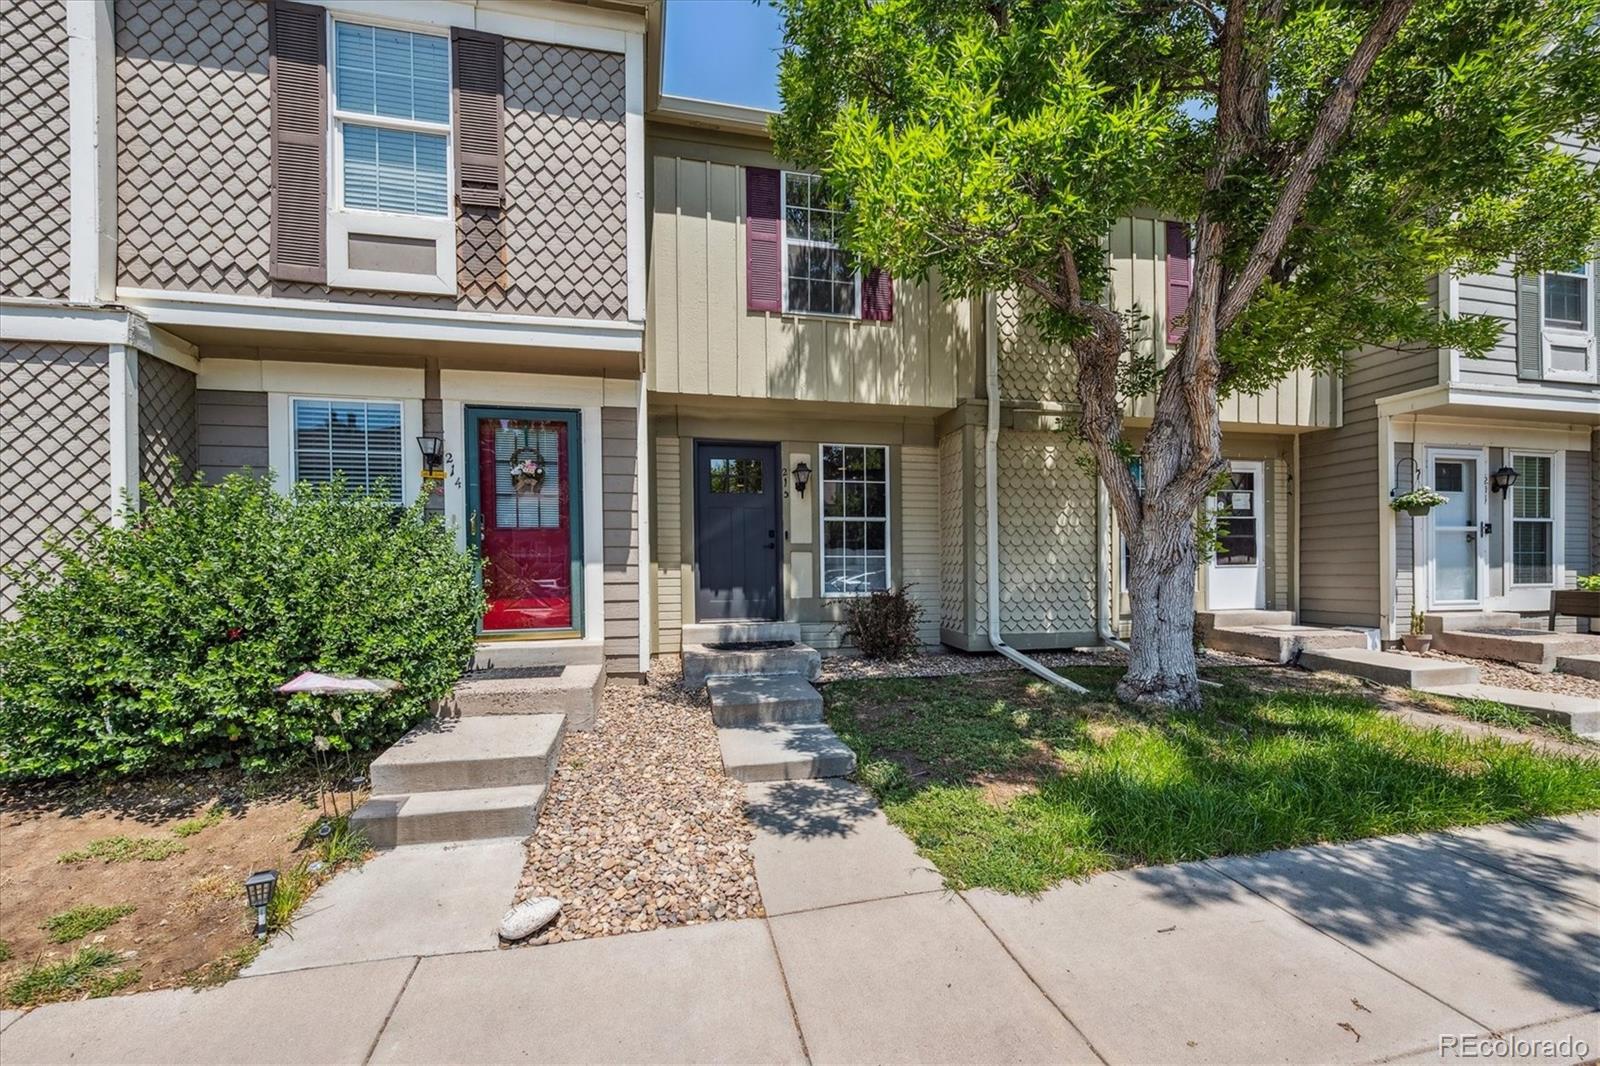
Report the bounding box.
[4,798,1596,1064]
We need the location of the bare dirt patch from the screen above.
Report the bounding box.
[512,658,761,944]
[0,772,332,1002]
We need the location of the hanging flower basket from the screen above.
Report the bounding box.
[508,446,546,494]
[1390,486,1446,517]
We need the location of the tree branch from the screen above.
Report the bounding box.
[1216,0,1416,331]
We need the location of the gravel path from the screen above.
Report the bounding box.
[513,658,761,944]
[817,645,1263,683]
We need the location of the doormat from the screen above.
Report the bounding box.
[705,640,796,652]
[469,665,565,679]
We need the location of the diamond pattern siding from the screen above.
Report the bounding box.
[973,431,1097,635]
[996,290,1077,405]
[939,429,967,635]
[137,353,197,502]
[2,0,71,301]
[1,343,110,614]
[115,0,627,319]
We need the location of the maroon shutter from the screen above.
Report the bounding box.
[1165,221,1191,345]
[861,267,894,321]
[268,0,327,284]
[746,167,782,312]
[452,28,505,208]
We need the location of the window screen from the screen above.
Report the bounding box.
[821,444,888,595]
[333,22,449,217]
[292,399,404,504]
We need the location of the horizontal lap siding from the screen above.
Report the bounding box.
[1299,343,1439,628]
[651,435,682,654]
[196,390,269,483]
[601,407,640,673]
[1566,447,1592,579]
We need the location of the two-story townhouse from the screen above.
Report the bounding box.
[1299,139,1599,640]
[2,0,652,679]
[640,93,1339,657]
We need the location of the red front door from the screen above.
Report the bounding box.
[469,410,581,634]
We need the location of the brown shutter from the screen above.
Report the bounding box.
[452,28,505,209]
[861,267,894,321]
[1165,221,1191,345]
[268,0,327,285]
[746,167,782,312]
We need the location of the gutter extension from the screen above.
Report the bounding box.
[983,295,1090,695]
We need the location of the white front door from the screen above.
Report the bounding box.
[1426,450,1484,607]
[1206,461,1266,610]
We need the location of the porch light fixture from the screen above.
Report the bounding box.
[244,869,278,938]
[417,435,445,479]
[1490,465,1520,495]
[791,460,813,498]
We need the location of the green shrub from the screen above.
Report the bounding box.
[0,474,484,782]
[1578,574,1599,592]
[841,585,924,660]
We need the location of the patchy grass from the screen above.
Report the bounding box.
[826,668,1600,894]
[170,806,227,838]
[1412,692,1588,744]
[42,904,137,943]
[3,946,141,1007]
[183,941,261,990]
[0,940,10,963]
[58,835,186,865]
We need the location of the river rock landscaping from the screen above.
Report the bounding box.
[512,658,762,943]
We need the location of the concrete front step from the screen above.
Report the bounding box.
[707,674,824,727]
[682,621,802,646]
[1557,654,1600,680]
[1205,624,1370,664]
[369,715,564,795]
[1301,648,1480,689]
[442,663,605,729]
[1421,611,1524,635]
[716,722,857,783]
[471,641,604,671]
[1431,629,1600,673]
[682,643,822,690]
[351,783,547,848]
[1196,610,1296,635]
[1419,683,1600,739]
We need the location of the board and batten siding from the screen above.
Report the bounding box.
[1299,343,1440,627]
[900,445,943,648]
[647,152,972,407]
[994,217,1335,429]
[600,407,641,674]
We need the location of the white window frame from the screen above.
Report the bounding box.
[780,171,861,319]
[285,395,417,506]
[326,12,456,295]
[1501,449,1564,594]
[1541,263,1596,383]
[818,443,891,599]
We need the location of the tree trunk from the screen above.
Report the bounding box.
[1118,508,1202,710]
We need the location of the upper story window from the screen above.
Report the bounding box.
[783,173,859,317]
[292,398,404,505]
[1542,262,1595,382]
[332,22,450,217]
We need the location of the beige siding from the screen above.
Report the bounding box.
[2,343,111,613]
[647,151,973,407]
[197,389,269,484]
[601,408,641,673]
[2,0,71,301]
[1300,343,1439,627]
[651,434,683,654]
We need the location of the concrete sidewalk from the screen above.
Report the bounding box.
[4,799,1596,1065]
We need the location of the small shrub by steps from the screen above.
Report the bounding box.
[842,585,923,660]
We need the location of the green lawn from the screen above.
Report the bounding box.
[824,667,1600,894]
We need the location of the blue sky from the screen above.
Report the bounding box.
[662,0,785,111]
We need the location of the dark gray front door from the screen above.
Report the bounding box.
[694,441,781,621]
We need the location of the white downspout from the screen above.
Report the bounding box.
[984,295,1089,694]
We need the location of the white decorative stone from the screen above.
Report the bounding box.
[499,896,560,941]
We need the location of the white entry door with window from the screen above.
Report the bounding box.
[1206,461,1266,610]
[1426,449,1485,607]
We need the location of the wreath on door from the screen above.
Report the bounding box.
[508,445,547,494]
